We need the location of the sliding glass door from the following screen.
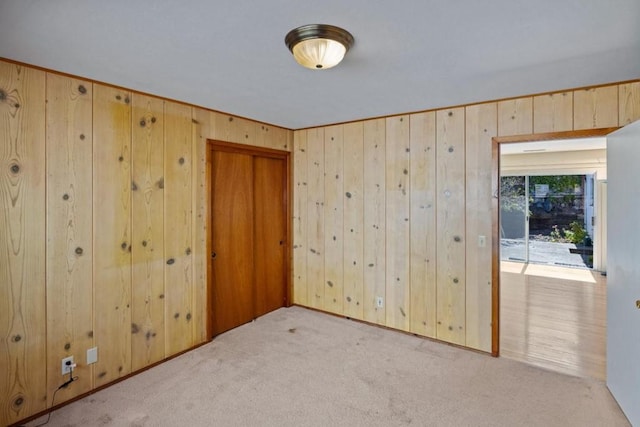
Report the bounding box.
[500,174,594,268]
[500,176,528,262]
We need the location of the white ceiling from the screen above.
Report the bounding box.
[0,1,638,129]
[501,137,607,155]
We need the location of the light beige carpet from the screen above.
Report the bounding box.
[26,306,628,426]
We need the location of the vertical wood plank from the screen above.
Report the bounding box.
[533,92,573,133]
[343,122,364,319]
[0,62,46,426]
[465,102,497,352]
[164,101,194,356]
[323,125,344,314]
[131,93,165,370]
[498,97,533,136]
[436,107,466,345]
[292,130,308,306]
[192,107,213,342]
[385,115,411,331]
[573,86,618,129]
[92,83,132,387]
[363,119,386,325]
[258,123,291,151]
[213,113,256,145]
[306,128,325,309]
[619,81,640,126]
[408,111,437,337]
[45,73,94,403]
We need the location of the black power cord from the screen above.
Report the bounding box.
[21,362,78,427]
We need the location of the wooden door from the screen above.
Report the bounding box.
[606,120,640,425]
[211,150,255,336]
[209,143,289,337]
[254,157,287,317]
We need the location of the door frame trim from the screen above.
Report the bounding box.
[491,127,618,356]
[205,140,293,339]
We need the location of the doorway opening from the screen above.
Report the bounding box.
[493,130,613,379]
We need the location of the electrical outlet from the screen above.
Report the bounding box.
[87,347,98,364]
[61,356,74,375]
[376,296,384,308]
[478,235,486,248]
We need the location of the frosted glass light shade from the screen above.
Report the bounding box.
[285,24,354,70]
[292,38,347,69]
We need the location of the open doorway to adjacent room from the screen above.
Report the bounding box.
[498,136,608,380]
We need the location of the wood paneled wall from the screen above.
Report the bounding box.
[292,81,640,352]
[0,59,291,426]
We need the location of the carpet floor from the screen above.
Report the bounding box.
[25,306,629,426]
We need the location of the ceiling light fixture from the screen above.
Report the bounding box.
[285,24,354,70]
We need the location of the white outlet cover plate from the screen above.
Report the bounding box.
[87,347,98,364]
[61,356,74,375]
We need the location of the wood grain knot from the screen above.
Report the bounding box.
[63,193,70,200]
[151,116,157,123]
[0,89,6,100]
[139,119,146,127]
[116,95,121,100]
[327,280,334,287]
[166,258,175,265]
[346,296,352,302]
[79,134,86,140]
[75,247,83,255]
[448,111,453,117]
[185,247,191,255]
[13,396,24,408]
[121,242,128,250]
[131,181,138,191]
[88,330,93,338]
[14,102,20,109]
[124,97,130,104]
[98,371,107,378]
[11,334,22,342]
[228,116,233,122]
[186,313,192,321]
[454,236,461,242]
[10,163,20,174]
[118,155,124,162]
[142,240,148,247]
[192,118,199,124]
[78,85,87,94]
[345,192,352,198]
[156,178,164,189]
[131,323,140,334]
[179,157,185,165]
[174,313,180,319]
[64,343,71,350]
[159,294,165,299]
[448,146,454,153]
[453,278,459,284]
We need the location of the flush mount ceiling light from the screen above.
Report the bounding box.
[285,24,354,70]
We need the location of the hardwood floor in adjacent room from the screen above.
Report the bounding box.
[500,261,606,380]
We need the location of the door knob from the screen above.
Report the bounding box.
[211,252,217,259]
